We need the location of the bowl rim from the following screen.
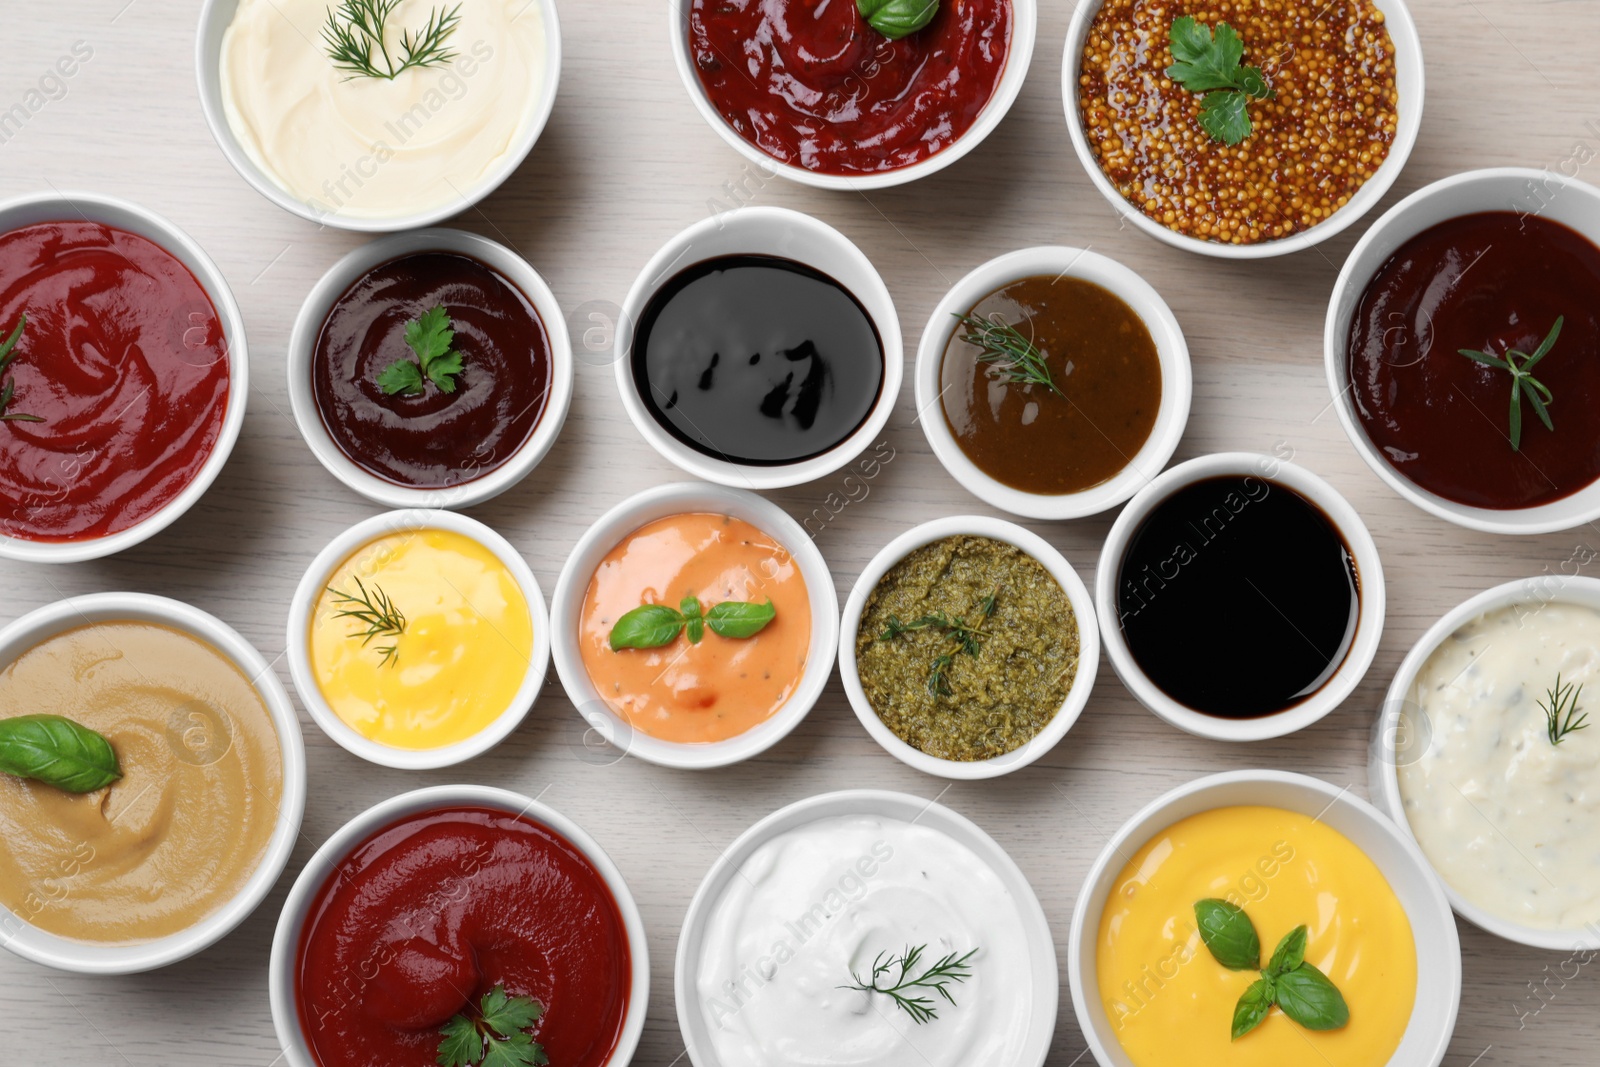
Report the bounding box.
[285,227,575,510]
[1059,0,1425,259]
[1094,451,1386,741]
[673,788,1059,1067]
[1323,166,1600,534]
[1372,574,1600,950]
[667,0,1038,191]
[194,0,563,232]
[913,245,1193,519]
[612,205,902,490]
[0,190,248,564]
[284,508,550,769]
[549,481,840,770]
[837,514,1101,778]
[267,783,650,1067]
[0,592,306,974]
[1066,768,1461,1067]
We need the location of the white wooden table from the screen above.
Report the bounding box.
[3,0,1598,1063]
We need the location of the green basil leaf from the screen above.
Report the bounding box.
[681,596,705,644]
[0,714,122,793]
[1194,898,1260,970]
[857,0,938,41]
[1274,963,1350,1031]
[705,599,777,640]
[1231,976,1274,1041]
[608,604,685,650]
[1265,925,1308,977]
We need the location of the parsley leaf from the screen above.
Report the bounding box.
[434,984,546,1067]
[376,358,425,396]
[1166,16,1274,146]
[377,304,464,396]
[479,984,544,1037]
[436,1015,483,1067]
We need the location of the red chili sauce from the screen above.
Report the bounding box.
[1347,212,1600,510]
[0,221,229,541]
[689,0,1012,176]
[296,807,631,1067]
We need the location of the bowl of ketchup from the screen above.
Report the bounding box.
[0,191,247,563]
[269,784,649,1067]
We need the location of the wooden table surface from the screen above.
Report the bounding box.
[3,0,1599,1063]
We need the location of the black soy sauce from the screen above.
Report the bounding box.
[1115,475,1360,719]
[631,254,884,465]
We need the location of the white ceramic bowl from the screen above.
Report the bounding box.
[914,247,1192,519]
[1061,0,1424,259]
[1095,452,1385,741]
[1371,575,1600,951]
[285,509,550,769]
[1325,167,1600,534]
[195,0,562,231]
[286,228,574,510]
[675,789,1058,1066]
[669,0,1036,190]
[614,207,902,489]
[268,784,649,1067]
[1068,769,1461,1067]
[550,482,839,770]
[839,515,1099,778]
[0,593,306,974]
[0,191,247,564]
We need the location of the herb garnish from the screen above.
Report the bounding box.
[323,0,462,82]
[328,576,407,667]
[378,305,465,397]
[0,315,42,424]
[1540,672,1589,746]
[608,596,776,650]
[436,983,548,1067]
[1194,899,1350,1040]
[878,586,999,698]
[1457,315,1562,452]
[840,944,976,1024]
[1166,17,1275,146]
[952,313,1065,399]
[0,714,122,793]
[857,0,938,41]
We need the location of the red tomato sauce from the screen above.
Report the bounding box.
[296,806,632,1067]
[0,221,230,542]
[689,0,1012,175]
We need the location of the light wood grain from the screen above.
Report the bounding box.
[3,0,1600,1063]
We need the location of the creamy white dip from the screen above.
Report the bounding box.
[220,0,547,220]
[695,813,1033,1067]
[1399,601,1600,929]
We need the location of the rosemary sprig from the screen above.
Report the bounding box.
[1457,315,1562,452]
[327,576,406,667]
[879,586,999,698]
[840,944,977,1024]
[952,312,1065,399]
[0,314,43,424]
[322,0,462,81]
[1540,673,1590,746]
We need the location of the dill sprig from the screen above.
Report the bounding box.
[322,0,462,81]
[1540,672,1590,746]
[840,944,978,1024]
[0,314,42,424]
[953,311,1065,399]
[879,586,999,698]
[1457,315,1562,452]
[327,576,407,667]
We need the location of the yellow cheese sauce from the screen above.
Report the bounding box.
[309,529,532,750]
[1097,806,1416,1067]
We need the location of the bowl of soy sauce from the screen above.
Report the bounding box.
[613,206,901,489]
[1094,452,1386,741]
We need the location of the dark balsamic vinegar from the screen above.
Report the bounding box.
[1115,475,1360,718]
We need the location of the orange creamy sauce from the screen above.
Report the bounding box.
[579,513,810,744]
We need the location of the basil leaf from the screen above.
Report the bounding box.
[1274,964,1350,1031]
[1194,899,1260,970]
[1231,976,1274,1041]
[857,0,938,40]
[0,714,122,793]
[1265,925,1308,977]
[608,604,685,650]
[706,599,777,640]
[681,596,705,644]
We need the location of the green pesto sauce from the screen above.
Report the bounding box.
[855,535,1080,762]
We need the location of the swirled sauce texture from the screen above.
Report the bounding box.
[689,0,1011,175]
[0,222,229,542]
[296,806,631,1067]
[0,622,282,943]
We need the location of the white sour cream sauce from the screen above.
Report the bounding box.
[220,0,546,220]
[695,814,1033,1067]
[1399,601,1600,929]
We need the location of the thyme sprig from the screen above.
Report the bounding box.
[322,0,462,81]
[879,586,999,698]
[327,576,406,667]
[840,944,977,1024]
[0,315,42,424]
[1457,315,1563,452]
[1540,673,1590,746]
[952,312,1065,399]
